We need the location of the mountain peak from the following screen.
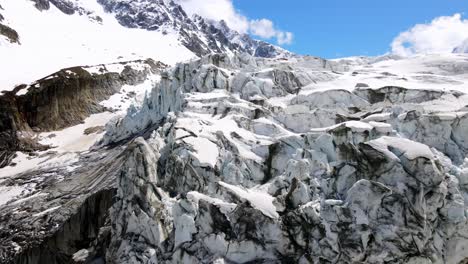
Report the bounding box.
[23,0,291,58]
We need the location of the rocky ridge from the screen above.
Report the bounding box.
[24,0,290,58]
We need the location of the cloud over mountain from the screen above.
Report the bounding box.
[392,13,468,56]
[174,0,293,45]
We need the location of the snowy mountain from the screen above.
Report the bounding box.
[0,0,290,90]
[97,0,291,58]
[1,1,468,264]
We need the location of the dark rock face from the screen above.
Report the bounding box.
[49,0,75,15]
[0,23,19,43]
[17,68,121,131]
[11,189,115,264]
[0,145,125,263]
[0,90,47,168]
[30,0,50,11]
[254,41,283,58]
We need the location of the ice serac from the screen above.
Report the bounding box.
[107,137,169,264]
[93,53,468,263]
[2,50,468,263]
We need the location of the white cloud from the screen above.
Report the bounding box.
[250,19,294,45]
[174,0,293,45]
[391,13,468,56]
[250,19,277,39]
[277,31,293,45]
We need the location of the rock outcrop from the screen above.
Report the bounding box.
[0,4,19,44]
[0,22,19,44]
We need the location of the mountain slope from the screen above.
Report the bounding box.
[0,0,194,90]
[97,0,291,58]
[0,0,290,91]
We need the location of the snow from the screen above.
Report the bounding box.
[39,112,114,153]
[218,181,279,219]
[73,249,90,263]
[0,152,48,179]
[453,38,468,53]
[187,191,236,214]
[0,151,80,180]
[0,0,195,91]
[182,137,219,167]
[300,53,468,96]
[342,121,374,133]
[368,121,393,133]
[0,185,24,206]
[10,192,48,206]
[15,87,29,96]
[362,113,392,122]
[367,136,435,161]
[310,121,376,133]
[100,75,160,112]
[434,112,467,121]
[33,206,61,217]
[0,112,117,179]
[177,113,265,162]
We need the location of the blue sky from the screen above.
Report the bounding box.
[233,0,468,58]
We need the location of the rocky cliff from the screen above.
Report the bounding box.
[0,59,166,168]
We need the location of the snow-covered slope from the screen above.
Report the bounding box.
[0,0,194,90]
[0,0,291,91]
[1,52,468,263]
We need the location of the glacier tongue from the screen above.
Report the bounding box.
[98,53,468,263]
[1,52,468,263]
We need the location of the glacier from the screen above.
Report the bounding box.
[0,1,468,264]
